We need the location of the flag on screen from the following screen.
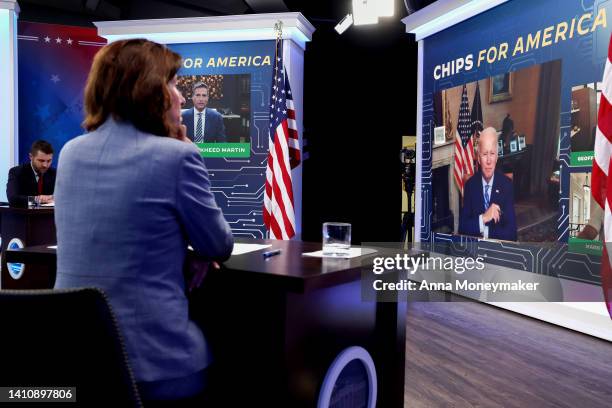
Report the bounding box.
[471,81,484,136]
[454,84,475,195]
[263,37,301,240]
[444,91,453,140]
[592,34,612,318]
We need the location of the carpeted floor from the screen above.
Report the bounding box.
[517,214,558,241]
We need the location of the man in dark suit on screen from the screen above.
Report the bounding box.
[181,82,226,143]
[459,127,517,241]
[6,140,56,207]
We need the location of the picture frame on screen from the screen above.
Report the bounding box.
[518,135,526,150]
[434,126,446,145]
[489,72,513,103]
[497,139,504,156]
[510,139,518,153]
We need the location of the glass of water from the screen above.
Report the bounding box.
[322,222,351,257]
[27,196,40,209]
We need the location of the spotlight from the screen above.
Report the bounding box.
[352,0,379,25]
[335,14,354,34]
[335,0,395,34]
[377,0,395,17]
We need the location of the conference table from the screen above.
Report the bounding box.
[4,239,407,407]
[0,206,56,289]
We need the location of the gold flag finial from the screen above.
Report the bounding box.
[274,20,283,40]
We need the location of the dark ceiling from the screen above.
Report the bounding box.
[17,0,438,27]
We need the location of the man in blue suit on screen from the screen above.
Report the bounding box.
[181,82,226,143]
[459,127,517,241]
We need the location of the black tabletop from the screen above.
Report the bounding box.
[221,239,378,292]
[0,205,54,215]
[3,244,56,265]
[5,239,380,293]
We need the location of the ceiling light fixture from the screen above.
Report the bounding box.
[335,14,354,34]
[335,0,395,34]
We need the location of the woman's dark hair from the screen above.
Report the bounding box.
[83,39,182,137]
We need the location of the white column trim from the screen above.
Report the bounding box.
[0,0,19,202]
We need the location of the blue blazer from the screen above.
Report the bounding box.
[181,108,226,143]
[459,170,517,241]
[54,119,233,384]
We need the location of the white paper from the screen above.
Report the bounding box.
[40,202,55,207]
[231,243,272,255]
[302,247,377,259]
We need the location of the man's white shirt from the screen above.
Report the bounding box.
[30,162,41,183]
[193,107,206,138]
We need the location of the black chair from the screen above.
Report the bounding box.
[0,288,142,407]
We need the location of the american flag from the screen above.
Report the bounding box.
[592,34,612,318]
[263,37,301,240]
[471,81,484,136]
[454,84,475,194]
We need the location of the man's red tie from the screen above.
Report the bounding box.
[37,174,43,195]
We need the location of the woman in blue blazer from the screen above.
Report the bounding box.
[54,39,234,402]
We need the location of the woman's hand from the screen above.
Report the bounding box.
[187,260,221,292]
[176,123,191,143]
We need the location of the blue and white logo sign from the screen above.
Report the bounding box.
[6,238,25,280]
[317,346,377,408]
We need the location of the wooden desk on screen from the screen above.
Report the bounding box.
[498,145,531,200]
[0,206,56,289]
[5,239,406,407]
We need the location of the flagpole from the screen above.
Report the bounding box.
[265,21,281,241]
[267,21,282,241]
[274,20,283,40]
[274,20,283,68]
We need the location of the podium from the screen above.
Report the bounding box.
[0,206,56,289]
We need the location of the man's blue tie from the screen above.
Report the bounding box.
[484,184,491,210]
[195,112,203,143]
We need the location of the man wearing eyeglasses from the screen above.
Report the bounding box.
[459,127,517,241]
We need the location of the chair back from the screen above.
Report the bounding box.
[0,288,142,406]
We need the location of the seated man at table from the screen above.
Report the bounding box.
[6,140,56,207]
[459,127,517,241]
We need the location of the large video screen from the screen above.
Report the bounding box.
[567,81,604,256]
[177,74,251,157]
[430,60,561,242]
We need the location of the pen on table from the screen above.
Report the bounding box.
[262,249,282,258]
